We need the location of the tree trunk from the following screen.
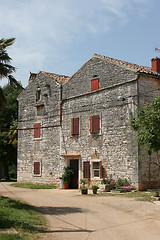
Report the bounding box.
[0,161,9,180]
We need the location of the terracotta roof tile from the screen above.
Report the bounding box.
[94,54,160,76]
[40,71,70,84]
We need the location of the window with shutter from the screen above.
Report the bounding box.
[90,115,100,134]
[34,123,41,138]
[91,78,99,91]
[71,118,79,135]
[34,161,40,175]
[83,161,90,178]
[91,161,102,178]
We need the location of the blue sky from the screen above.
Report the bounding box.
[1,0,160,87]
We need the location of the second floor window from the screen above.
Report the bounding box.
[71,118,79,135]
[34,123,41,138]
[90,115,100,134]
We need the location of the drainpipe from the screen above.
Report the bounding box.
[59,84,63,125]
[59,84,62,101]
[60,100,62,125]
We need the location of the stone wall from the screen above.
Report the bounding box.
[61,75,139,187]
[17,72,64,185]
[63,56,138,98]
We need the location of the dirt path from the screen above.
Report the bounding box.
[0,182,160,240]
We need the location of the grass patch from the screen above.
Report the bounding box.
[89,191,154,202]
[0,233,22,240]
[0,196,46,240]
[123,191,153,202]
[11,183,56,189]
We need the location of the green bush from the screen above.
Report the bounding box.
[8,165,17,179]
[115,178,130,189]
[92,185,99,190]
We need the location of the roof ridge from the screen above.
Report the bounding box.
[93,54,159,76]
[40,71,70,85]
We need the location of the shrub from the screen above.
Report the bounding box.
[115,178,130,189]
[80,179,88,190]
[92,185,99,190]
[62,167,74,184]
[101,174,115,185]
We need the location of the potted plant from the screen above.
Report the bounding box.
[151,191,160,201]
[101,175,115,192]
[92,185,99,194]
[62,167,74,189]
[80,179,88,194]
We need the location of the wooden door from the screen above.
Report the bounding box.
[69,159,79,189]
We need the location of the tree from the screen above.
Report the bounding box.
[0,38,23,110]
[131,96,160,167]
[0,84,22,180]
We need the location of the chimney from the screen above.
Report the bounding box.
[29,72,37,83]
[151,57,160,73]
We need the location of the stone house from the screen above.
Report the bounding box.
[17,54,160,190]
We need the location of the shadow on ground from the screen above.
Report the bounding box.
[36,206,84,215]
[36,206,94,235]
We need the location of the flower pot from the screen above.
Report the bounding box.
[81,189,88,194]
[92,189,98,194]
[63,183,69,189]
[105,184,112,192]
[151,196,160,201]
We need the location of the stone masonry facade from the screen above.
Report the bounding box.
[17,54,160,190]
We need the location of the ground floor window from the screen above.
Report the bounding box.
[83,160,102,179]
[92,162,100,178]
[33,161,41,176]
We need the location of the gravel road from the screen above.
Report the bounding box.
[0,182,160,240]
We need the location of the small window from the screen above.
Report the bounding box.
[37,105,44,116]
[71,118,79,135]
[36,89,41,101]
[90,115,100,134]
[34,123,41,138]
[91,78,99,91]
[92,161,102,178]
[33,161,41,175]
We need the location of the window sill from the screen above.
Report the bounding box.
[33,174,41,177]
[33,138,42,141]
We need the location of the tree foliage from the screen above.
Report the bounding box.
[0,38,16,80]
[131,96,160,166]
[0,38,23,111]
[0,84,22,179]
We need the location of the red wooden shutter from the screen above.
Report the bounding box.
[34,123,41,138]
[74,118,79,135]
[99,161,102,178]
[34,162,40,175]
[71,118,74,135]
[83,161,90,178]
[90,115,99,133]
[71,118,79,135]
[91,79,99,91]
[90,116,93,134]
